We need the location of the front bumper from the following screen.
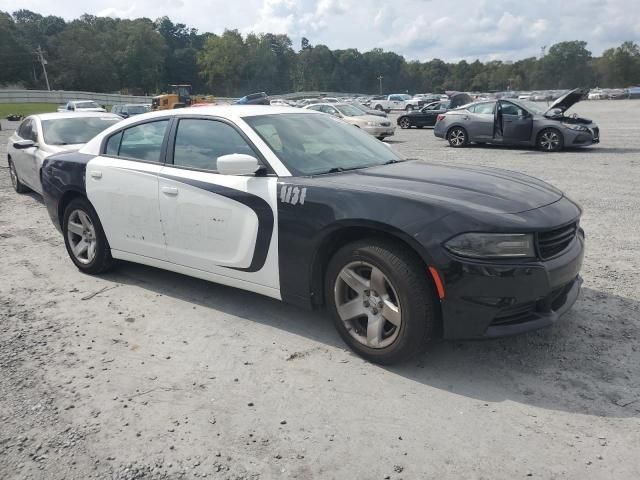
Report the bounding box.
[363,125,396,138]
[439,232,585,339]
[565,124,600,146]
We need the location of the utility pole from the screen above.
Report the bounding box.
[540,45,547,58]
[377,75,383,95]
[36,45,51,91]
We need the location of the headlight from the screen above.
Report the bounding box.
[561,123,589,132]
[445,233,535,259]
[365,121,376,126]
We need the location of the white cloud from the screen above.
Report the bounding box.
[3,0,639,60]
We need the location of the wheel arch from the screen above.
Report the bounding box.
[57,189,89,230]
[309,221,440,311]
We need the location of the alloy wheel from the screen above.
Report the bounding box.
[400,118,411,129]
[66,209,97,265]
[539,131,560,151]
[9,162,18,190]
[449,128,466,146]
[334,261,402,349]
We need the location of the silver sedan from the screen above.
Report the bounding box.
[8,112,122,195]
[434,89,599,152]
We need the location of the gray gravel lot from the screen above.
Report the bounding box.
[1,100,639,479]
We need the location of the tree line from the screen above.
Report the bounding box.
[1,10,639,97]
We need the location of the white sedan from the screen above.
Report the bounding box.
[304,103,395,140]
[8,112,122,195]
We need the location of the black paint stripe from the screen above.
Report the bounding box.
[158,172,274,273]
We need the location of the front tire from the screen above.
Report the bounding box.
[8,159,29,193]
[399,117,411,129]
[63,197,113,274]
[537,128,563,152]
[374,105,383,111]
[325,239,437,364]
[447,127,469,148]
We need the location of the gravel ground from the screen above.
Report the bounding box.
[0,100,639,480]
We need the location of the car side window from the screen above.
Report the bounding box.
[307,105,321,111]
[321,105,338,115]
[18,119,37,142]
[472,102,496,114]
[114,120,169,162]
[172,119,256,172]
[500,102,525,116]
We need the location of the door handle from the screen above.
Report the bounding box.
[463,116,470,120]
[89,171,102,179]
[161,186,179,196]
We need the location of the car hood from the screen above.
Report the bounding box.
[320,161,563,215]
[546,88,588,114]
[348,115,388,125]
[447,92,474,109]
[42,144,84,154]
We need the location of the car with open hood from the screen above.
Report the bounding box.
[8,112,122,195]
[396,93,473,129]
[434,89,598,151]
[40,105,584,364]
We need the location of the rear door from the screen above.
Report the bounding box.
[466,102,496,140]
[422,102,447,126]
[158,116,279,292]
[86,118,169,260]
[496,101,533,143]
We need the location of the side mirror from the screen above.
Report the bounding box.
[217,153,262,176]
[13,139,36,149]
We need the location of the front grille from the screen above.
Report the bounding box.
[380,121,391,127]
[537,222,578,259]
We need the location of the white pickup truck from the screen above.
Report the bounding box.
[370,94,425,112]
[57,100,106,113]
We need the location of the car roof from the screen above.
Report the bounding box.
[30,112,122,121]
[122,105,310,120]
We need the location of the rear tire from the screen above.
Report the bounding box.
[405,105,414,112]
[62,197,114,274]
[325,239,437,365]
[8,159,29,193]
[537,128,563,152]
[375,105,383,111]
[447,127,469,148]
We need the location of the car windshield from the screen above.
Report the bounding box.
[517,101,547,115]
[335,104,366,117]
[244,113,403,176]
[127,105,150,114]
[42,117,120,145]
[75,101,100,109]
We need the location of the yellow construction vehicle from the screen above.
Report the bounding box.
[151,85,215,110]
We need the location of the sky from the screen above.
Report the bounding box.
[4,0,639,61]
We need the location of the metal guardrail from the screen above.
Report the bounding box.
[0,89,152,105]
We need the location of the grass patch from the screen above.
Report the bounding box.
[0,103,59,118]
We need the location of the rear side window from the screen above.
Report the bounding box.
[172,119,256,171]
[469,102,495,114]
[113,120,169,162]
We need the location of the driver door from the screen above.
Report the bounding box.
[158,117,279,291]
[11,118,39,188]
[496,101,533,143]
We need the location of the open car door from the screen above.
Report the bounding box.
[494,100,533,143]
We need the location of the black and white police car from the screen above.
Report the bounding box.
[39,106,585,364]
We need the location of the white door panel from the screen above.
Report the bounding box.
[86,157,165,260]
[158,166,279,291]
